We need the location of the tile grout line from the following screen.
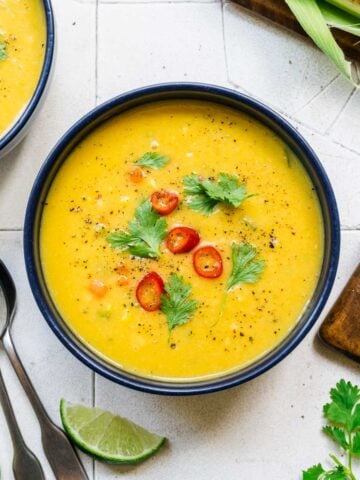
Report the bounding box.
[95,0,99,105]
[324,86,356,135]
[220,0,230,86]
[221,2,360,158]
[290,73,340,117]
[220,0,245,93]
[0,228,23,232]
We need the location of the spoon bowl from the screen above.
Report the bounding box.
[0,260,16,337]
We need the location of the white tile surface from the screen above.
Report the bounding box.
[0,0,359,479]
[328,89,360,154]
[223,3,340,114]
[97,2,227,102]
[223,2,360,158]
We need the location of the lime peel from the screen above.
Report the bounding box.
[60,399,166,464]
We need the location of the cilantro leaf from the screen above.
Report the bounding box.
[0,42,7,61]
[183,172,254,215]
[330,380,360,412]
[322,466,348,480]
[303,464,350,480]
[226,242,265,291]
[323,426,349,450]
[135,152,169,169]
[301,380,360,480]
[324,380,360,432]
[303,464,325,480]
[186,193,218,216]
[352,404,360,431]
[107,200,167,258]
[160,274,199,332]
[352,431,360,458]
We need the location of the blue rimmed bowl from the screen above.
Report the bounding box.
[0,0,55,158]
[24,83,340,395]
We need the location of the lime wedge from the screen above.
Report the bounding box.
[60,399,166,464]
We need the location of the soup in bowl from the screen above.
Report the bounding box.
[0,0,54,157]
[24,84,340,394]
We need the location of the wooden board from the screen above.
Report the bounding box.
[319,264,360,363]
[233,0,360,61]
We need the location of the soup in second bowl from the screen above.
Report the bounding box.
[0,0,46,138]
[40,100,323,381]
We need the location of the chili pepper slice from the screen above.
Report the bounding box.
[165,226,200,254]
[151,190,179,216]
[136,272,165,311]
[193,246,223,278]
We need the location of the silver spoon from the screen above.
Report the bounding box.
[0,369,45,479]
[0,260,88,480]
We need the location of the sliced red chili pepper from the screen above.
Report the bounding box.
[150,190,179,216]
[165,226,200,254]
[136,272,165,312]
[193,246,223,279]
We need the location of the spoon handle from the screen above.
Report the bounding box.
[0,370,45,480]
[3,331,89,480]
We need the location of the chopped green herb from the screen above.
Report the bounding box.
[303,464,326,480]
[227,242,265,291]
[135,152,169,169]
[97,310,111,319]
[161,274,199,332]
[183,172,254,215]
[303,463,348,479]
[302,379,360,480]
[0,42,7,61]
[243,216,257,230]
[107,200,167,259]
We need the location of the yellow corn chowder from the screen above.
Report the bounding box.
[40,100,324,381]
[0,0,46,138]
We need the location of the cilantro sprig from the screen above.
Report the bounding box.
[215,242,265,323]
[303,379,360,480]
[135,152,169,169]
[183,172,254,215]
[107,200,167,259]
[0,42,8,61]
[161,274,199,332]
[227,242,265,291]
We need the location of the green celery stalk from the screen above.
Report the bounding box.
[325,0,360,18]
[285,0,359,86]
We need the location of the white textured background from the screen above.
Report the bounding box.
[0,1,359,479]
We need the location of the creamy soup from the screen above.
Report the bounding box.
[40,100,323,381]
[0,0,46,137]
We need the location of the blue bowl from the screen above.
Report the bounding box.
[24,83,340,395]
[0,0,55,158]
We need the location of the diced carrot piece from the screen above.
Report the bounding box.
[114,262,129,276]
[128,166,144,183]
[117,275,129,287]
[89,279,107,298]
